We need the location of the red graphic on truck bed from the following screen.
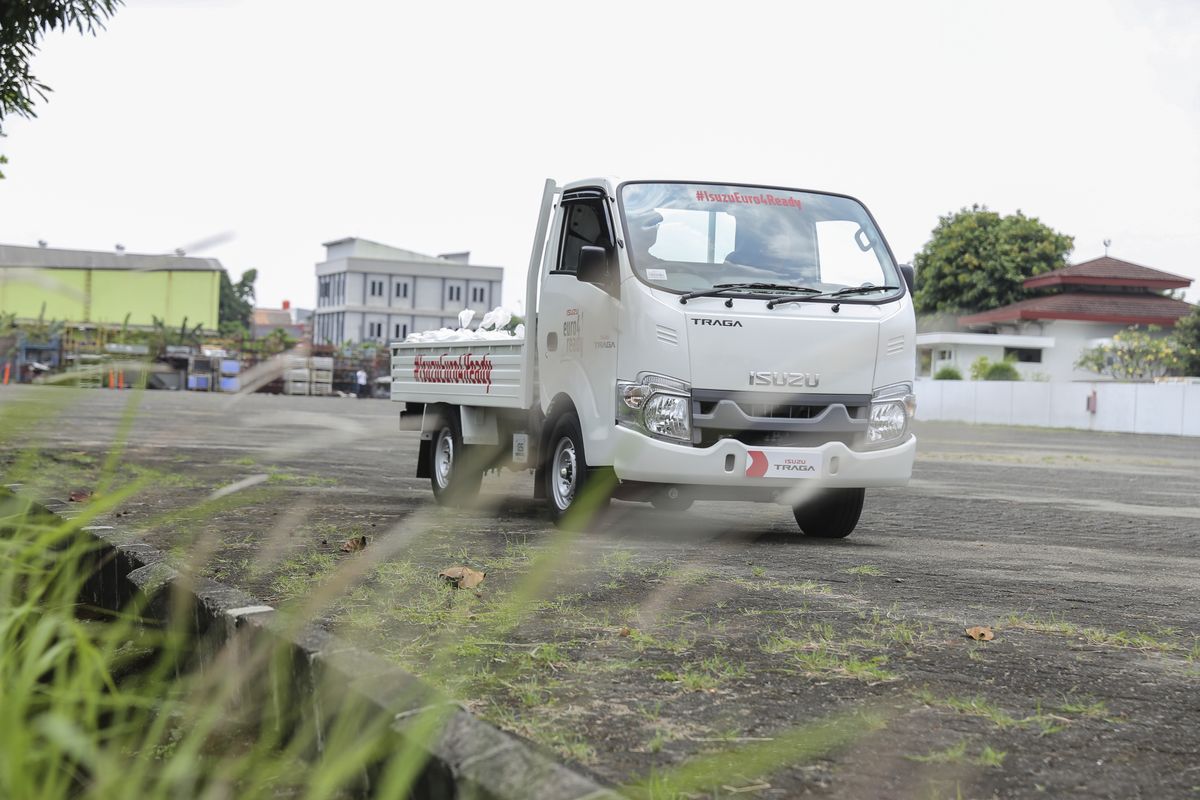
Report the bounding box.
[413,353,494,393]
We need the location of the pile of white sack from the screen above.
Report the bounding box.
[402,307,525,343]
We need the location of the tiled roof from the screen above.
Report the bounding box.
[1024,256,1191,290]
[960,292,1195,327]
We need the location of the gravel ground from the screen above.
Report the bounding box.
[3,385,1198,799]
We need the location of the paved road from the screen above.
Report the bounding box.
[4,385,1198,799]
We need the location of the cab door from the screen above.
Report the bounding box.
[537,188,622,465]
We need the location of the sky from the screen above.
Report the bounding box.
[1,0,1198,308]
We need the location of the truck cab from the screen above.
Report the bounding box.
[392,177,916,538]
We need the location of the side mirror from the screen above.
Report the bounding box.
[577,245,610,286]
[899,264,915,293]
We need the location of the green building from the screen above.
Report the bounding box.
[0,243,222,332]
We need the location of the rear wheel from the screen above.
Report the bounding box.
[792,488,865,539]
[650,488,693,512]
[545,413,610,527]
[429,416,482,506]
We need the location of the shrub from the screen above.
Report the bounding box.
[983,360,1021,381]
[933,366,962,380]
[970,355,1021,381]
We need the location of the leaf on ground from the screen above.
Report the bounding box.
[966,626,995,641]
[340,535,368,553]
[68,489,92,503]
[439,566,486,589]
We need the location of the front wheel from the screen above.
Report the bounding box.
[429,417,482,506]
[792,488,865,539]
[544,413,610,528]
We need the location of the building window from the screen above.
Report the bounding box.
[394,323,409,339]
[395,282,409,299]
[369,280,384,297]
[937,349,953,361]
[1004,347,1042,363]
[471,286,485,303]
[448,285,462,303]
[368,321,383,338]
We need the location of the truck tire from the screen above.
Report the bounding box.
[650,489,693,512]
[429,416,482,506]
[545,412,609,528]
[792,488,865,539]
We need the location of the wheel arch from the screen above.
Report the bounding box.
[533,393,578,500]
[416,403,456,480]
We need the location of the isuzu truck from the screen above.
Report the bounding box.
[390,178,916,537]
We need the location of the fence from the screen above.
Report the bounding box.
[915,379,1200,437]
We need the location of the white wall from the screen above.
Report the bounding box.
[414,277,441,310]
[916,379,1200,437]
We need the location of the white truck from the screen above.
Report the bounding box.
[390,178,916,537]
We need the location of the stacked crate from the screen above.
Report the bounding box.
[186,355,215,391]
[219,358,241,392]
[309,356,333,396]
[283,354,310,396]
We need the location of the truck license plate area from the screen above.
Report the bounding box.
[745,449,823,478]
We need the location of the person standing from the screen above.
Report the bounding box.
[356,368,368,398]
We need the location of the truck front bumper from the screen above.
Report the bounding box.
[610,426,915,491]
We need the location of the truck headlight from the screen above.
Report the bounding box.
[643,392,691,441]
[866,382,915,448]
[617,373,692,443]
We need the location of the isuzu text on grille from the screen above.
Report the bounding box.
[749,371,821,388]
[413,354,494,392]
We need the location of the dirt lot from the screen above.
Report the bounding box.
[4,385,1198,799]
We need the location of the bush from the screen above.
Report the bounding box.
[970,355,1021,381]
[933,366,962,380]
[983,360,1021,381]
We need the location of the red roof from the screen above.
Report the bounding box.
[959,292,1195,327]
[1023,256,1192,291]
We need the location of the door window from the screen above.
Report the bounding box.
[556,198,614,274]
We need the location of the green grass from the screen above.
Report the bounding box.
[911,740,1007,768]
[844,565,883,576]
[1001,613,1182,653]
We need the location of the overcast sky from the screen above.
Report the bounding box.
[1,0,1197,308]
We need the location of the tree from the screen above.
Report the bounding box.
[1174,305,1200,377]
[1075,326,1183,382]
[913,205,1074,314]
[1,1,122,175]
[218,268,257,337]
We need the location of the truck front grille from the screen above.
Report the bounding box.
[691,389,871,450]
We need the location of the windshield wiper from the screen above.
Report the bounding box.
[679,283,821,305]
[829,284,899,297]
[766,284,898,309]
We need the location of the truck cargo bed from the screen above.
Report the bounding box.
[389,340,527,409]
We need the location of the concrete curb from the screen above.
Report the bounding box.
[36,497,620,800]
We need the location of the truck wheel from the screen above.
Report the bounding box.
[545,413,609,527]
[429,417,482,506]
[792,489,865,539]
[650,489,693,512]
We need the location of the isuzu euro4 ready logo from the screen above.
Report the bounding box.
[695,189,802,209]
[413,353,494,393]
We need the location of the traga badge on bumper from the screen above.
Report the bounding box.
[745,449,823,478]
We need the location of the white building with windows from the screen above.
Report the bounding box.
[312,238,503,345]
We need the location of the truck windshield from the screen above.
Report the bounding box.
[618,182,901,300]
